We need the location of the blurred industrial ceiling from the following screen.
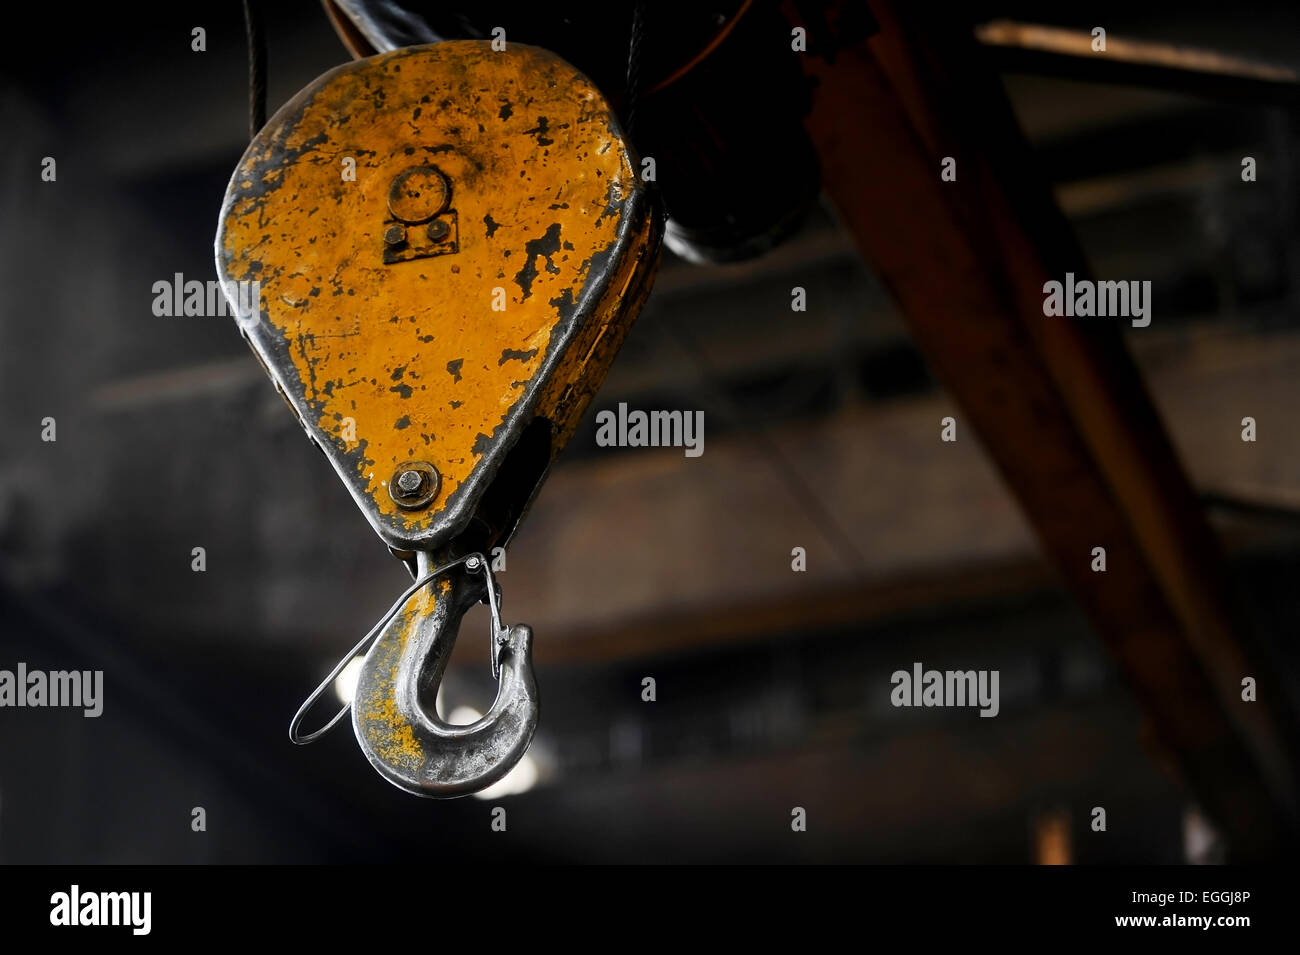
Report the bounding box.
[2,0,1299,862]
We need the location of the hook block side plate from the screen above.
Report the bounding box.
[216,41,660,552]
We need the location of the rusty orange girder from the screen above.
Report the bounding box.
[784,0,1298,857]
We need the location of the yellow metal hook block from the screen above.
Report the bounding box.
[219,40,660,798]
[216,40,661,555]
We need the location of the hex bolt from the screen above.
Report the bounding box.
[384,224,408,247]
[389,461,440,509]
[426,219,450,243]
[396,470,423,494]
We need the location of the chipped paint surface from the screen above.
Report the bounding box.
[353,580,446,772]
[217,41,659,550]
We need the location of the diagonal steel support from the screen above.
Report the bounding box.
[782,0,1299,858]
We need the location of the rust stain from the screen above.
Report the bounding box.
[354,578,451,769]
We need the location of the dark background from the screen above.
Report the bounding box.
[1,0,1299,862]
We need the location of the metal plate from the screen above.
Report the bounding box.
[216,41,659,551]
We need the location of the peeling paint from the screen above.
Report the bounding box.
[217,41,660,552]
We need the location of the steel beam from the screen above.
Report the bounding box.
[782,0,1298,858]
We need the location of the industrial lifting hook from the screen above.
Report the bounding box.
[289,553,538,797]
[219,41,660,798]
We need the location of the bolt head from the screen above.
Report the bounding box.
[388,461,440,510]
[384,224,408,247]
[426,219,450,242]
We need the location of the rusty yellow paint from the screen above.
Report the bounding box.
[353,578,450,770]
[218,41,659,548]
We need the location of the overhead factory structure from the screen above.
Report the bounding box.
[1,0,1298,874]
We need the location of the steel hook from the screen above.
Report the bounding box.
[348,551,539,798]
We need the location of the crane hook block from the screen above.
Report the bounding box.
[216,41,662,557]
